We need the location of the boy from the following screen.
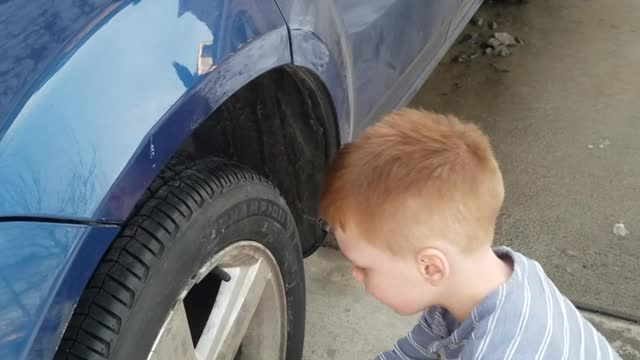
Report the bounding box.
[319,108,619,359]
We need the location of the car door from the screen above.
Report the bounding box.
[333,0,459,133]
[450,0,481,36]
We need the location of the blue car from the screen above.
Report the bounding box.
[0,0,481,359]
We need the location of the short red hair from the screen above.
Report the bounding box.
[320,108,504,255]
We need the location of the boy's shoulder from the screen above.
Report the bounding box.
[492,246,546,287]
[467,247,619,359]
[465,247,552,338]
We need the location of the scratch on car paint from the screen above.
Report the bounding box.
[150,137,156,168]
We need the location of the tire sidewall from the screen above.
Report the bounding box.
[110,181,305,360]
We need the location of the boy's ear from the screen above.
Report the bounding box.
[416,248,449,285]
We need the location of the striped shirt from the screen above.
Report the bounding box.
[376,247,620,360]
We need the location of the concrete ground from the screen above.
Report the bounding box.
[304,248,640,359]
[305,0,640,358]
[409,0,640,321]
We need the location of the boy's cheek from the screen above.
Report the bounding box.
[378,293,415,315]
[366,281,395,306]
[387,292,427,315]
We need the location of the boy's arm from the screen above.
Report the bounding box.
[375,308,448,360]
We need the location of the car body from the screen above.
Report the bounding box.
[0,0,482,358]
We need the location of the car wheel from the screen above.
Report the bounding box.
[54,158,305,360]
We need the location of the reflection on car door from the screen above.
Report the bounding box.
[451,0,480,35]
[333,0,459,134]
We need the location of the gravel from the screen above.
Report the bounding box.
[494,32,517,46]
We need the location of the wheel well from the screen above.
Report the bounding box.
[178,65,339,255]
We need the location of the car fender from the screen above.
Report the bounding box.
[0,0,291,223]
[0,221,119,360]
[289,29,352,143]
[275,0,355,143]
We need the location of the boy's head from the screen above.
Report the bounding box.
[320,108,505,315]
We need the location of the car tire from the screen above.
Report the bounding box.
[54,158,305,360]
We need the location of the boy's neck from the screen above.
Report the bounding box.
[444,248,513,322]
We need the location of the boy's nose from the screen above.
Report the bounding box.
[351,265,364,282]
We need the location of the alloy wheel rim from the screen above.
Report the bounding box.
[147,241,287,360]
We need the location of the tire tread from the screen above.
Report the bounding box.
[55,157,274,359]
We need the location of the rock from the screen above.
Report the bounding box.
[491,63,510,73]
[485,47,495,56]
[487,37,502,49]
[564,249,579,257]
[469,51,482,60]
[494,32,517,46]
[495,45,511,57]
[489,20,498,30]
[613,222,629,237]
[472,16,484,27]
[453,54,469,63]
[460,33,480,44]
[587,144,594,149]
[598,137,611,148]
[515,36,525,45]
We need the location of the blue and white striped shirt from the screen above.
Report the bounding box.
[377,247,619,360]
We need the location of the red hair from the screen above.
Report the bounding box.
[320,108,504,255]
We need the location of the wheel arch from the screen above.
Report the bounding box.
[183,64,340,254]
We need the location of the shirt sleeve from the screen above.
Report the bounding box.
[375,307,449,360]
